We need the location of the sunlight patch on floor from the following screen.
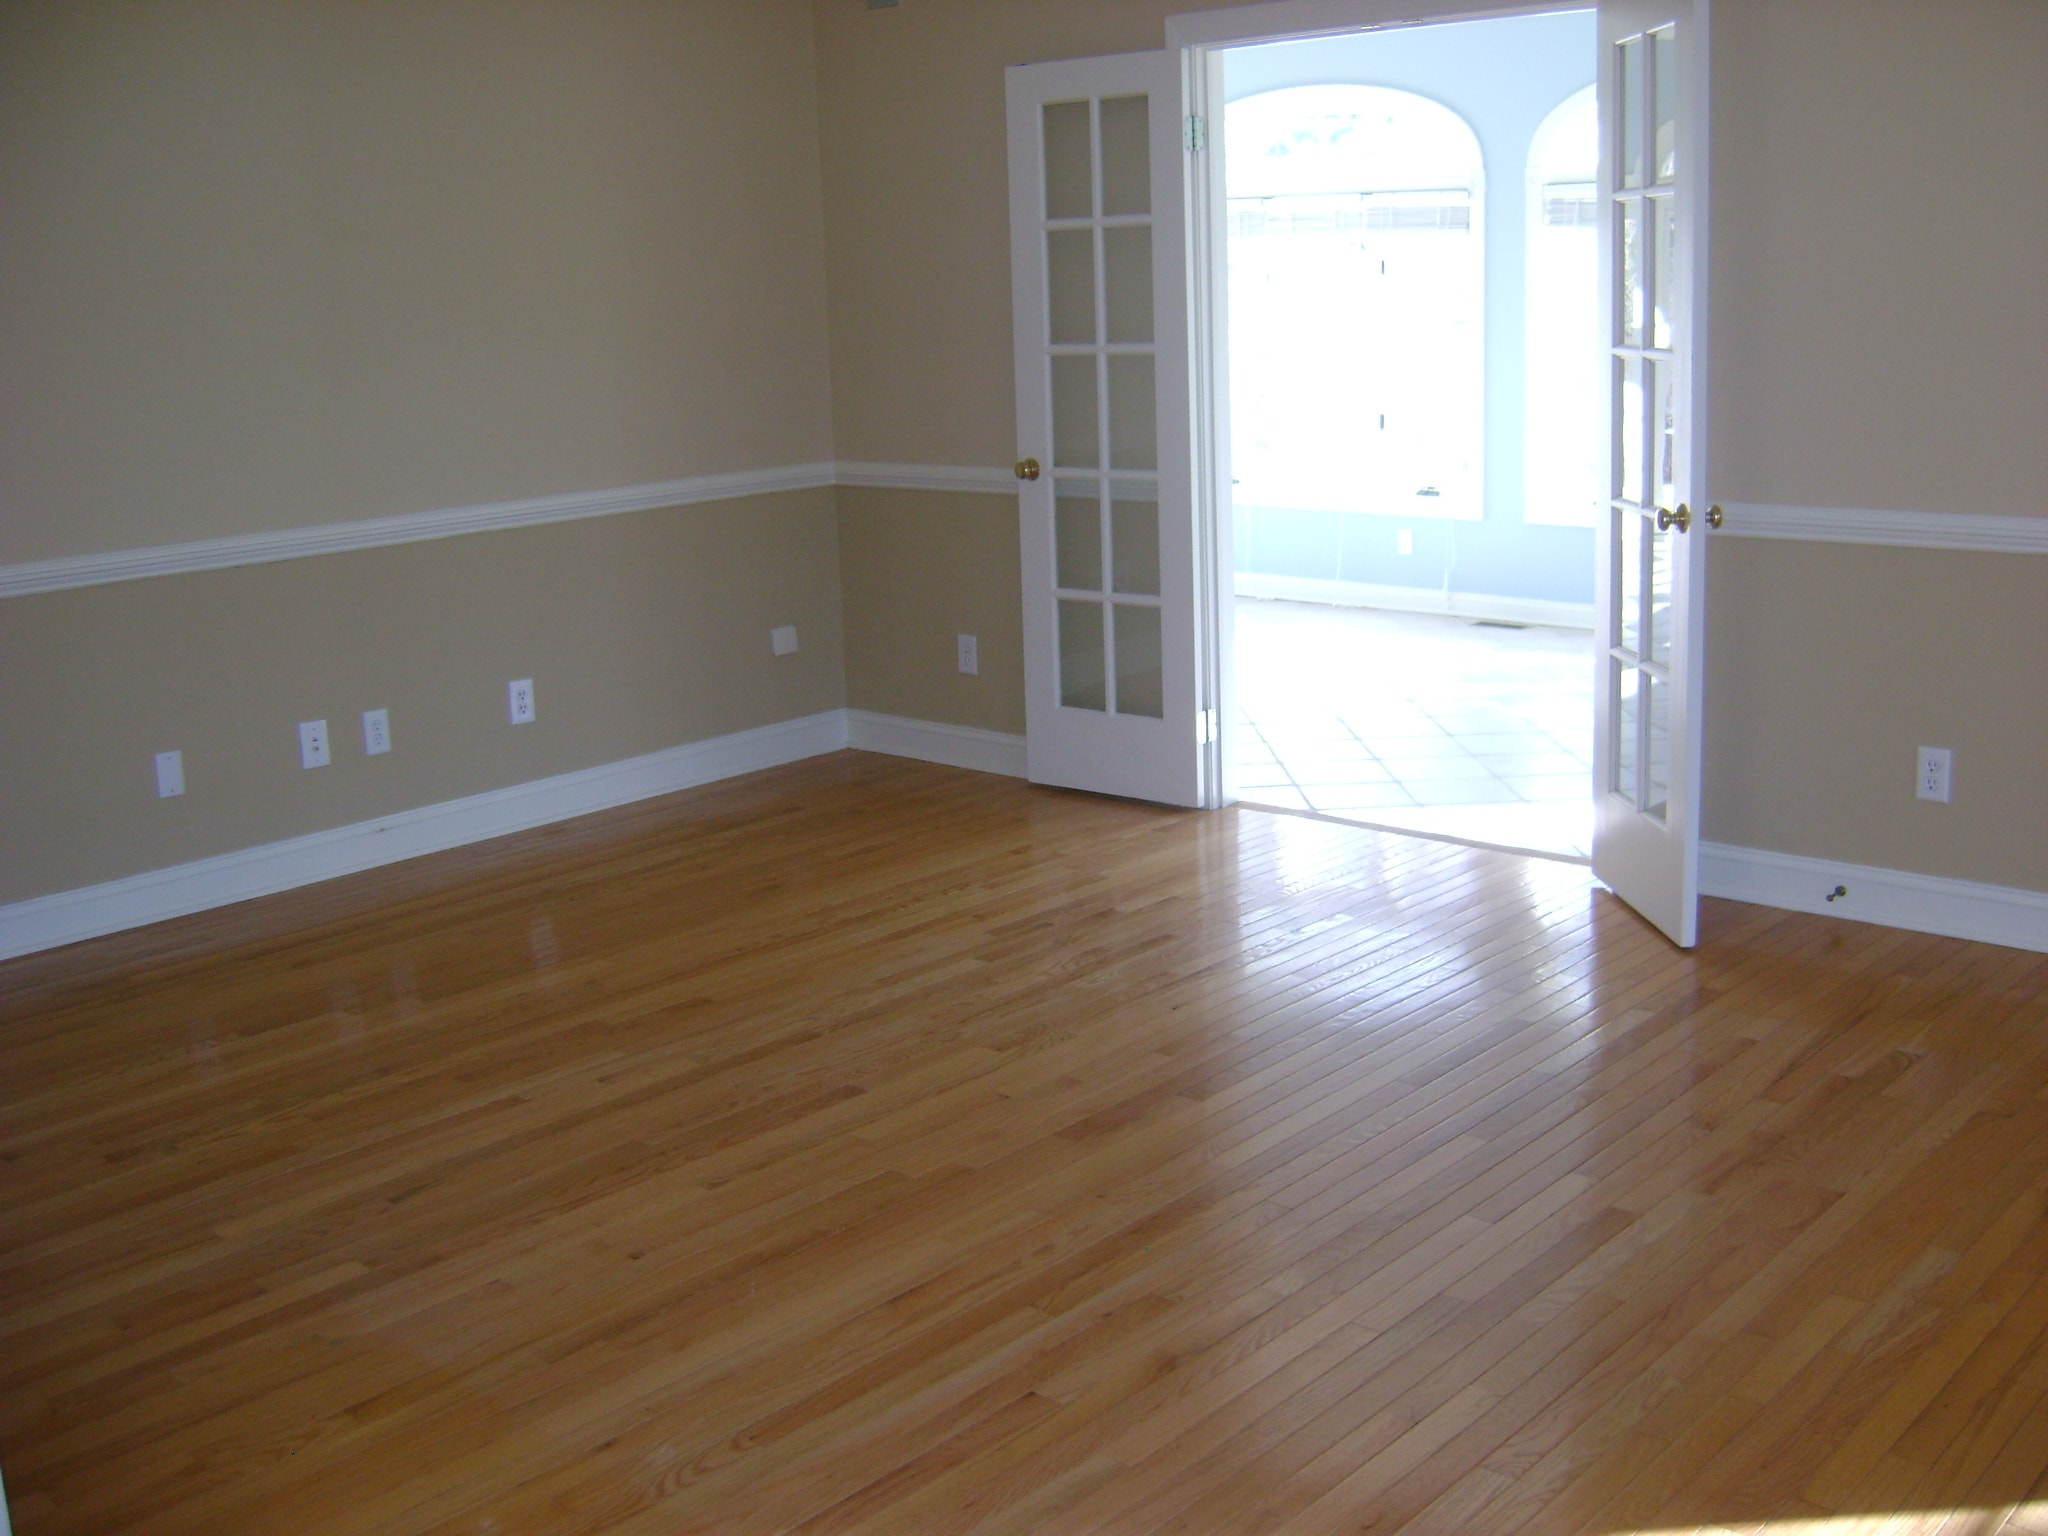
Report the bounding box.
[1623,1504,2048,1536]
[1236,597,1594,858]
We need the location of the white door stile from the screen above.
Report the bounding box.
[1185,44,1236,811]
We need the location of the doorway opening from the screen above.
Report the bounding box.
[1221,11,1601,858]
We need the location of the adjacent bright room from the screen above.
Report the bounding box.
[1225,11,1602,857]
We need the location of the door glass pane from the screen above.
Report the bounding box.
[1058,599,1106,711]
[1652,197,1676,349]
[1620,203,1644,346]
[1654,29,1677,184]
[1617,506,1643,657]
[1113,604,1163,718]
[1653,358,1677,512]
[1620,36,1645,189]
[1110,488,1160,595]
[1613,658,1640,803]
[1648,514,1673,669]
[1617,356,1644,505]
[1055,481,1103,592]
[1645,671,1670,819]
[1107,354,1157,470]
[1047,228,1096,345]
[1043,100,1093,220]
[1051,354,1100,468]
[1103,225,1154,344]
[1099,95,1151,216]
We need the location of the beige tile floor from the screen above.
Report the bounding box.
[1235,597,1595,858]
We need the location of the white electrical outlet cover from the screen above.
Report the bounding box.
[509,679,535,724]
[1916,745,1952,803]
[299,719,330,769]
[957,634,979,675]
[770,625,799,657]
[155,750,185,798]
[363,708,391,755]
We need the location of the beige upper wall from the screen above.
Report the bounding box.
[1710,0,2048,515]
[814,0,1225,469]
[812,0,2048,897]
[0,0,837,563]
[815,0,2048,519]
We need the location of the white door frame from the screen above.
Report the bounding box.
[1166,0,1713,935]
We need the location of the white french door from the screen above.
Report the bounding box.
[1006,52,1211,808]
[1007,2,1713,947]
[1592,0,1712,946]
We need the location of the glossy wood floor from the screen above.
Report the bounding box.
[5,753,2048,1536]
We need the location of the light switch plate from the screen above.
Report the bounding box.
[155,750,185,798]
[299,719,330,769]
[770,625,799,657]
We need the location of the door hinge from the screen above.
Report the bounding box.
[1184,114,1207,153]
[1197,707,1219,745]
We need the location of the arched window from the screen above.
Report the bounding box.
[1225,85,1485,521]
[1523,85,1601,527]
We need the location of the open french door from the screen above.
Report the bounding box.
[1007,2,1710,945]
[1593,0,1712,946]
[1006,52,1216,808]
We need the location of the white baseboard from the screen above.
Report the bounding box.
[1234,573,1595,630]
[1700,841,2048,954]
[0,711,851,962]
[847,710,1028,778]
[19,716,2041,962]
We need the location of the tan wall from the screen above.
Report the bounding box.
[0,0,849,909]
[1710,0,2048,515]
[838,487,1025,735]
[0,492,845,904]
[1698,0,2048,887]
[814,0,1228,469]
[1702,540,2048,889]
[816,0,2048,893]
[0,0,835,562]
[7,0,2045,914]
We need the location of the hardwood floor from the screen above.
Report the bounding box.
[4,751,2047,1536]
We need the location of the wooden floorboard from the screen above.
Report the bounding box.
[4,750,2047,1535]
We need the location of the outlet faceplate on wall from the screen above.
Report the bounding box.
[363,708,391,755]
[155,750,185,798]
[957,634,979,675]
[509,679,535,725]
[1396,528,1415,556]
[299,720,330,769]
[1916,745,1952,802]
[770,625,799,657]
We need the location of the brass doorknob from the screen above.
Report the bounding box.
[1657,503,1692,533]
[1705,504,1724,529]
[1014,458,1041,481]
